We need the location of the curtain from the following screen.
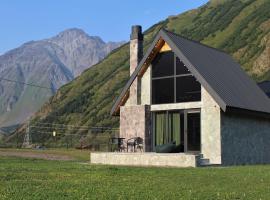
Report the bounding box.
[155,112,166,145]
[171,112,180,145]
[168,114,172,144]
[154,112,181,146]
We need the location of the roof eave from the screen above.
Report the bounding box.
[226,106,270,119]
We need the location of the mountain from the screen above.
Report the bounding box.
[0,28,124,128]
[10,0,270,142]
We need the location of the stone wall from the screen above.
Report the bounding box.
[201,87,222,164]
[129,38,143,105]
[221,112,270,165]
[140,65,151,105]
[120,105,151,151]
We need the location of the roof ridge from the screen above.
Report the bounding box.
[162,29,227,54]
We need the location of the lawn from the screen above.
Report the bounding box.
[0,148,90,161]
[0,153,270,199]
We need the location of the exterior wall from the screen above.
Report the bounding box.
[201,87,222,164]
[120,105,151,151]
[140,64,151,105]
[221,112,270,165]
[125,97,130,106]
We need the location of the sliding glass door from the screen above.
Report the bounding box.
[168,112,181,145]
[185,111,201,152]
[152,109,200,153]
[152,110,184,151]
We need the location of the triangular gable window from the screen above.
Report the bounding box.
[152,50,201,104]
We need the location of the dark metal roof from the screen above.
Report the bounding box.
[111,29,270,115]
[258,81,270,97]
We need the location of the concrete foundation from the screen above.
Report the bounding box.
[91,152,200,167]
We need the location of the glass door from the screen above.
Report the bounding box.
[151,109,200,153]
[184,110,201,152]
[151,111,184,151]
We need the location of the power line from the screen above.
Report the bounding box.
[33,122,119,130]
[34,122,91,128]
[0,78,52,90]
[30,125,90,131]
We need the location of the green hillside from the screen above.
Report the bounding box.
[11,0,270,141]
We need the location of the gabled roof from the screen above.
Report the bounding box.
[111,29,270,116]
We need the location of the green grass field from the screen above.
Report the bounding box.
[0,150,270,200]
[0,148,90,161]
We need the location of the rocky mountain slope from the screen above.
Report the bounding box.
[10,0,270,142]
[0,28,124,128]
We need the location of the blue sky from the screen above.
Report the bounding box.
[0,0,208,54]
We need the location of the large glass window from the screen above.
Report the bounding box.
[151,51,201,104]
[176,76,201,102]
[152,51,174,78]
[152,78,174,104]
[176,57,190,75]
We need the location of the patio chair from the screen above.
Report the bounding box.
[109,137,125,152]
[118,138,126,152]
[136,137,143,152]
[127,137,143,152]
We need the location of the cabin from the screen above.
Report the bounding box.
[91,26,270,167]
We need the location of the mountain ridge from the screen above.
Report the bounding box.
[0,28,125,128]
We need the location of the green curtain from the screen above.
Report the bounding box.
[171,113,180,145]
[155,112,166,145]
[154,112,181,146]
[167,113,173,144]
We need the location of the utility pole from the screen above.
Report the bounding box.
[22,120,32,148]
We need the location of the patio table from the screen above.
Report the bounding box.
[109,137,125,152]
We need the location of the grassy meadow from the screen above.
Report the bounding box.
[0,149,270,199]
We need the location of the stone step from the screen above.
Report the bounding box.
[199,158,210,166]
[198,153,204,159]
